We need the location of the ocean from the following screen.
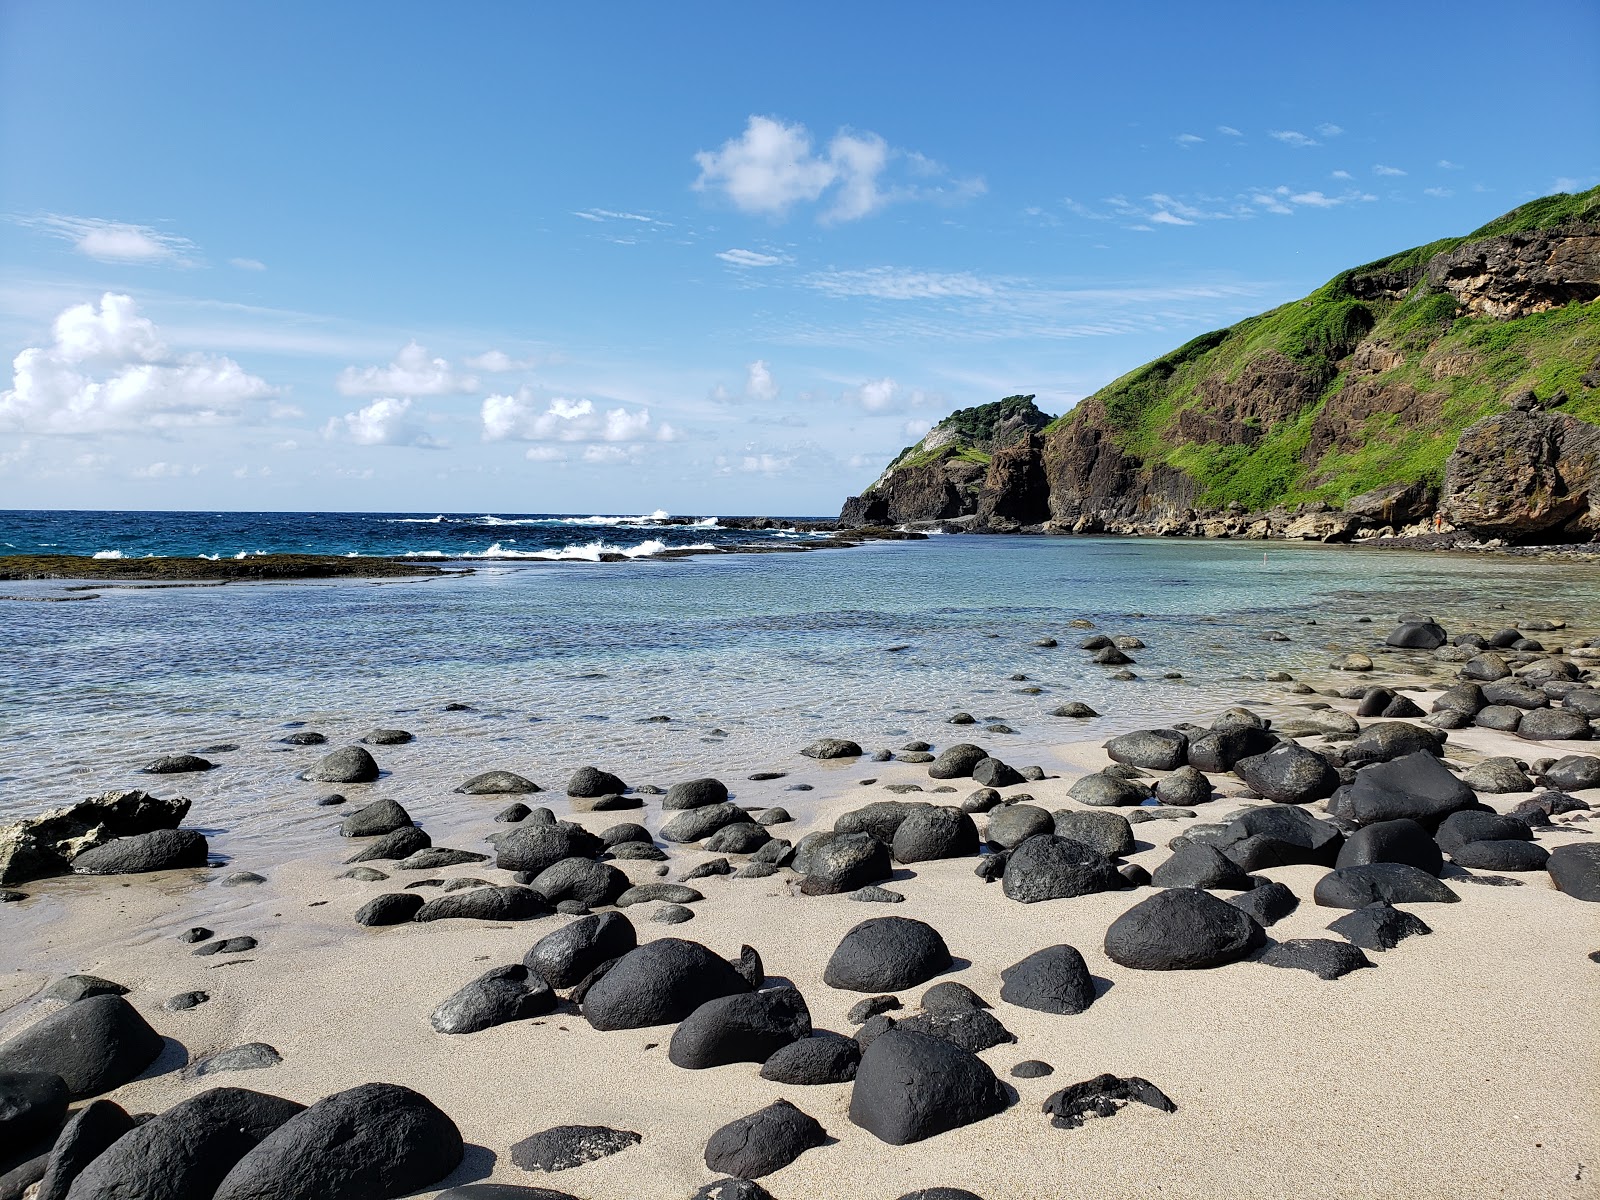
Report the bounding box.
[4,511,1598,842]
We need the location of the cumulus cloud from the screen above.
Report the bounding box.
[14,214,197,264]
[1269,130,1318,148]
[582,444,633,464]
[481,392,677,445]
[134,461,201,478]
[0,293,275,435]
[740,453,794,475]
[745,360,778,403]
[903,417,933,439]
[693,115,980,224]
[855,378,900,412]
[324,397,445,448]
[337,342,479,397]
[717,248,792,268]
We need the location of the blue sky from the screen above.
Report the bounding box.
[2,1,1596,515]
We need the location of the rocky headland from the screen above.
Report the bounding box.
[840,187,1600,550]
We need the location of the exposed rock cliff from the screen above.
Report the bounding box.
[839,186,1600,544]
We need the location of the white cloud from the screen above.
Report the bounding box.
[1331,170,1353,180]
[807,268,996,300]
[0,293,275,435]
[1149,210,1195,226]
[903,417,933,439]
[1269,130,1318,148]
[14,214,197,264]
[134,461,200,478]
[1288,191,1341,208]
[229,257,266,271]
[1373,164,1407,176]
[1175,133,1204,146]
[268,402,304,419]
[1216,126,1243,137]
[523,446,566,462]
[856,378,900,412]
[1316,123,1344,137]
[582,444,632,464]
[1423,187,1454,199]
[745,360,778,402]
[1438,159,1462,170]
[739,453,793,475]
[231,465,271,479]
[717,248,792,268]
[464,349,532,373]
[693,115,979,224]
[324,396,444,448]
[574,208,666,225]
[337,342,478,397]
[481,392,676,444]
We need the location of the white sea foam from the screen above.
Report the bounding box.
[91,550,125,560]
[459,538,715,562]
[388,515,448,524]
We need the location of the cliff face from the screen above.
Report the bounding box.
[839,186,1600,544]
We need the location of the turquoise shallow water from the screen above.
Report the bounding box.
[2,534,1597,835]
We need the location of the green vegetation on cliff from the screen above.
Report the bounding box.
[1044,185,1600,510]
[884,394,1049,474]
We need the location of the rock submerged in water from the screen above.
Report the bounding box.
[142,753,216,775]
[0,789,192,886]
[801,738,862,760]
[211,1082,463,1200]
[456,770,541,795]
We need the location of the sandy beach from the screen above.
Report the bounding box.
[4,607,1600,1200]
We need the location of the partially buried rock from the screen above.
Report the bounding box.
[1228,881,1298,927]
[363,728,414,745]
[529,858,627,908]
[399,847,488,871]
[567,766,626,798]
[72,829,208,875]
[165,990,210,1011]
[524,912,636,989]
[354,893,423,926]
[999,945,1095,1015]
[142,754,215,774]
[494,824,601,874]
[760,1033,861,1085]
[1260,939,1372,979]
[1326,901,1431,950]
[703,1099,826,1180]
[301,746,380,784]
[0,994,163,1098]
[211,1082,462,1200]
[345,826,431,863]
[510,1125,641,1172]
[67,1086,306,1200]
[1435,810,1534,854]
[40,974,127,1002]
[823,917,952,992]
[1452,839,1550,871]
[896,1008,1015,1053]
[850,885,904,903]
[849,1029,1009,1145]
[1066,773,1147,807]
[1011,1061,1054,1079]
[1335,819,1443,875]
[1216,805,1343,871]
[431,964,554,1035]
[668,986,811,1069]
[189,1043,284,1077]
[1041,1074,1176,1129]
[801,738,862,760]
[1001,835,1121,903]
[1546,843,1600,901]
[694,1183,775,1200]
[1313,863,1460,909]
[1347,721,1447,763]
[414,885,551,923]
[1149,843,1253,891]
[456,770,541,795]
[660,804,745,845]
[582,939,750,1031]
[1155,766,1212,807]
[972,757,1024,788]
[1103,888,1265,971]
[1330,752,1476,829]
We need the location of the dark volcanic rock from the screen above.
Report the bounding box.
[660,804,746,845]
[799,832,892,896]
[457,770,541,795]
[1519,708,1593,741]
[142,754,215,775]
[301,746,380,783]
[664,778,729,811]
[399,847,488,870]
[431,964,555,1035]
[189,1043,284,1077]
[1150,843,1254,891]
[1547,843,1600,901]
[494,824,601,874]
[1228,880,1299,927]
[1348,722,1447,763]
[896,1008,1016,1053]
[71,829,208,875]
[1543,754,1600,792]
[1001,835,1121,903]
[1041,1074,1176,1129]
[1186,726,1275,774]
[999,944,1096,1015]
[704,822,771,855]
[984,804,1055,849]
[66,1087,306,1200]
[362,728,413,745]
[509,1124,641,1172]
[1387,620,1447,650]
[1233,743,1338,804]
[849,1028,1009,1145]
[0,1070,67,1152]
[801,739,862,760]
[0,788,191,887]
[353,893,425,926]
[567,766,626,798]
[972,758,1024,789]
[1105,729,1188,771]
[0,994,162,1098]
[31,1097,135,1200]
[212,1082,462,1200]
[344,826,431,863]
[928,744,990,779]
[339,799,412,837]
[1451,839,1550,871]
[1436,810,1534,854]
[1050,810,1135,858]
[414,885,551,922]
[759,1033,861,1085]
[669,987,812,1069]
[582,939,750,1031]
[1066,772,1148,807]
[1217,805,1343,870]
[703,1099,826,1180]
[1332,752,1477,829]
[1260,938,1373,979]
[1335,819,1444,875]
[892,807,979,863]
[1327,900,1431,950]
[823,917,952,992]
[1103,888,1266,970]
[525,912,637,989]
[529,858,627,908]
[1313,863,1460,908]
[835,801,929,843]
[1155,766,1213,807]
[39,975,127,1003]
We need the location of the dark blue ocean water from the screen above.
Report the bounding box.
[0,508,824,561]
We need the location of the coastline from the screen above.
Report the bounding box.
[3,600,1598,1199]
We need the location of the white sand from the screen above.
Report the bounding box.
[4,686,1600,1199]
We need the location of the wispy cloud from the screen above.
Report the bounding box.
[1316,123,1344,138]
[1373,164,1407,176]
[13,214,199,265]
[806,268,997,300]
[1269,130,1318,148]
[716,248,792,268]
[1216,125,1243,138]
[1422,187,1454,199]
[1175,133,1205,147]
[228,257,266,271]
[573,208,669,226]
[1438,159,1463,170]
